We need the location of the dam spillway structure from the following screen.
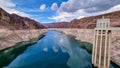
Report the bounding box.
[92,17,111,68]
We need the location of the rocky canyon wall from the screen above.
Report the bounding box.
[0,28,120,66]
[0,29,48,50]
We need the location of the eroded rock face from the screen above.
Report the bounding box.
[45,11,120,28]
[0,8,46,30]
[71,11,120,28]
[0,29,48,50]
[111,31,120,66]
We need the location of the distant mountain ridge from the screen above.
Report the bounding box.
[45,11,120,28]
[0,8,45,30]
[44,22,70,28]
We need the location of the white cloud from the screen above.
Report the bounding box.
[0,0,30,17]
[49,9,86,22]
[40,4,46,11]
[51,3,58,11]
[58,0,120,13]
[107,4,120,12]
[58,0,91,12]
[50,8,112,22]
[49,12,74,22]
[0,0,15,8]
[50,0,120,22]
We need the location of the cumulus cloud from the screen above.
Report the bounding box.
[50,0,120,22]
[0,0,15,8]
[107,4,120,12]
[0,0,30,17]
[40,4,46,11]
[58,0,120,13]
[51,3,58,11]
[50,9,87,22]
[49,12,74,22]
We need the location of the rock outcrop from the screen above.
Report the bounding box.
[0,8,45,30]
[70,11,120,28]
[0,29,47,50]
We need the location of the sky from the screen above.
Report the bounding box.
[0,0,120,23]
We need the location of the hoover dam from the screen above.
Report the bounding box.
[0,28,120,67]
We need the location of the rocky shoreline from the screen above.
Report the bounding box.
[0,32,46,68]
[0,29,47,50]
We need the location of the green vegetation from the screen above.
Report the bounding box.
[0,33,46,68]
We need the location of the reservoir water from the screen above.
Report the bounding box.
[7,30,114,68]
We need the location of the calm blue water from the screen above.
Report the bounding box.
[7,30,114,68]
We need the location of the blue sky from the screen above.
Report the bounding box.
[0,0,120,23]
[13,0,68,23]
[0,0,68,23]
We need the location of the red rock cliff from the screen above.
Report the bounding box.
[45,11,120,28]
[0,8,45,30]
